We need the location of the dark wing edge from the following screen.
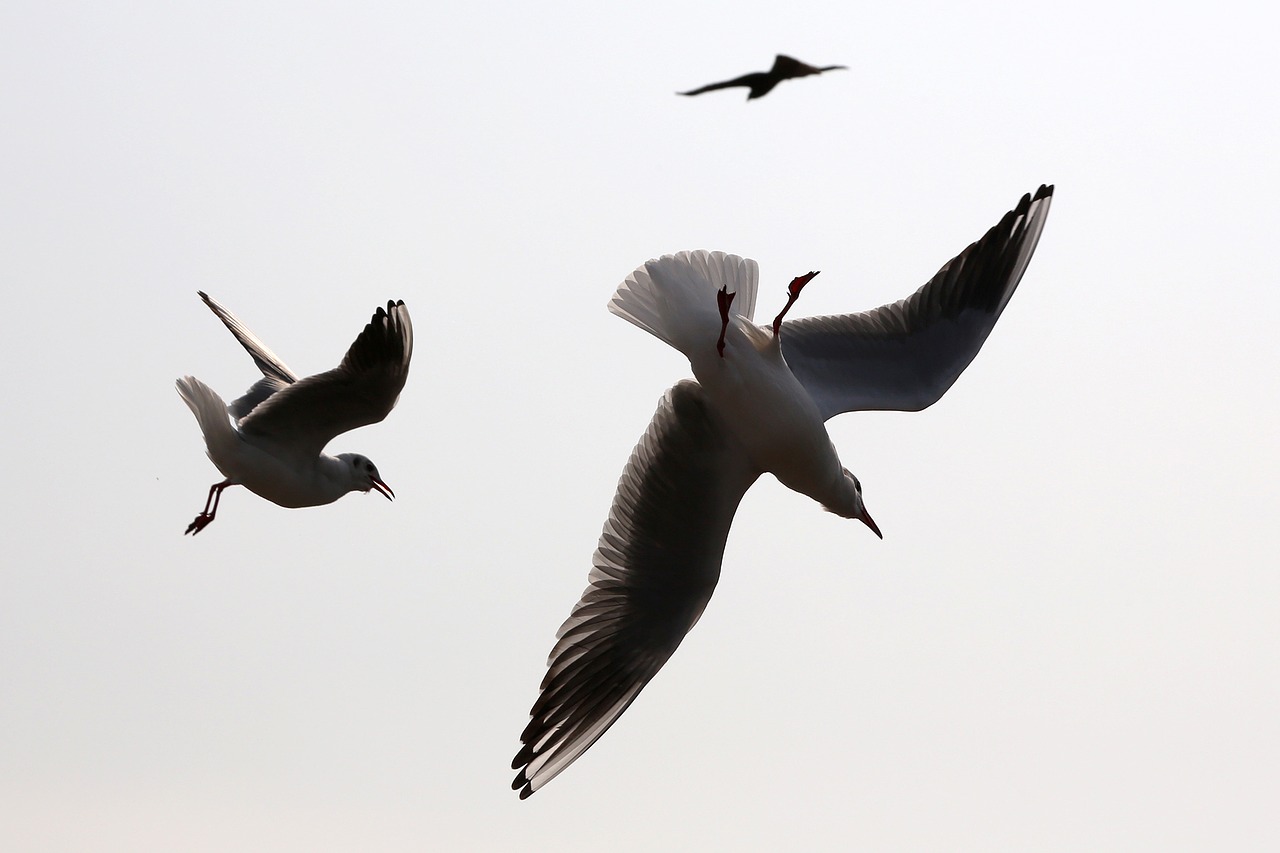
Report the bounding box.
[781,184,1053,418]
[197,291,300,420]
[512,380,760,798]
[198,291,298,383]
[237,300,413,456]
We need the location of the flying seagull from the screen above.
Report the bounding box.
[177,292,413,535]
[512,185,1054,798]
[678,54,847,100]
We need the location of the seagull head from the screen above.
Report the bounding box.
[338,453,395,501]
[823,468,882,539]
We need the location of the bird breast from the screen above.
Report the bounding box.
[224,439,351,509]
[692,323,846,504]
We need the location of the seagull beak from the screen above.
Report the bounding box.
[370,478,395,501]
[859,507,883,539]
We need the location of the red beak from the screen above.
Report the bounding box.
[371,478,395,500]
[860,507,883,539]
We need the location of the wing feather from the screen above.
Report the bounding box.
[780,185,1053,418]
[197,292,300,420]
[237,300,413,459]
[512,380,760,798]
[678,73,762,96]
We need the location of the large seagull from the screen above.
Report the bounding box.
[513,185,1054,797]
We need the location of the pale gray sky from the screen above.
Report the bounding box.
[2,0,1277,850]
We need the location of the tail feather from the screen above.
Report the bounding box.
[609,250,759,358]
[176,376,238,473]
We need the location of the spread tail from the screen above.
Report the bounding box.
[176,376,238,472]
[608,250,759,358]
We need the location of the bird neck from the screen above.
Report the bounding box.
[819,472,861,519]
[315,454,362,499]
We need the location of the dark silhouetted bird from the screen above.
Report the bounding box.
[678,54,847,100]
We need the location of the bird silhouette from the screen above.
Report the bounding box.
[678,54,847,100]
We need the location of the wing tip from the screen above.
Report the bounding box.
[348,298,413,376]
[197,290,223,315]
[511,763,536,798]
[1014,183,1054,215]
[375,298,408,320]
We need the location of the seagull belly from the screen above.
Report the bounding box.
[695,340,844,504]
[221,439,347,509]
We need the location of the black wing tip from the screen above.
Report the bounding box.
[511,768,535,798]
[338,298,412,382]
[196,291,235,324]
[373,299,408,323]
[1011,184,1054,214]
[365,300,407,333]
[1029,184,1054,205]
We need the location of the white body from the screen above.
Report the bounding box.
[611,250,859,515]
[178,376,361,508]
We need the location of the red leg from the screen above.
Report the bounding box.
[186,480,233,536]
[716,286,736,358]
[772,271,820,337]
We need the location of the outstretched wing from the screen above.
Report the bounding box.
[513,380,760,798]
[198,291,300,420]
[678,72,762,97]
[237,300,413,460]
[780,185,1053,419]
[770,55,847,79]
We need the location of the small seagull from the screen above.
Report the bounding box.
[177,292,413,535]
[678,54,847,100]
[513,186,1054,798]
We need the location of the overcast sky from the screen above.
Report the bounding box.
[2,1,1277,850]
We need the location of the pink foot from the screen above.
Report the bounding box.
[185,513,215,536]
[185,480,232,536]
[716,286,736,358]
[772,271,820,337]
